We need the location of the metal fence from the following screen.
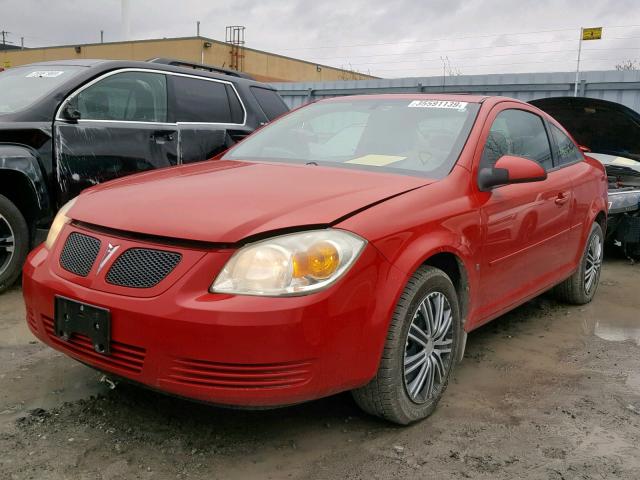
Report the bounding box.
[272,70,640,113]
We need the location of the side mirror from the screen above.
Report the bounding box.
[578,145,591,153]
[478,155,547,191]
[60,102,81,123]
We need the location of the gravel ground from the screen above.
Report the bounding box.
[1,256,639,480]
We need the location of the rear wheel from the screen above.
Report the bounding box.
[554,222,603,305]
[352,266,461,425]
[0,194,29,294]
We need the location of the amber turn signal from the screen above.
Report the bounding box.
[293,241,340,279]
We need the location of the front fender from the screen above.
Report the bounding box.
[337,169,482,336]
[0,144,51,220]
[375,229,476,280]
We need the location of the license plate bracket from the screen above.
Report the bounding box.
[54,296,111,355]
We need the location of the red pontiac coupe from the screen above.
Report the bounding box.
[23,95,607,424]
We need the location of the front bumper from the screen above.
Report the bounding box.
[22,225,402,407]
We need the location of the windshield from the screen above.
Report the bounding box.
[0,65,85,114]
[223,98,480,178]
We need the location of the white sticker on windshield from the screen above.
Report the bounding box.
[408,100,468,111]
[26,71,64,78]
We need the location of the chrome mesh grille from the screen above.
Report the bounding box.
[59,232,101,277]
[106,248,181,288]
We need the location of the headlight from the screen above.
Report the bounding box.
[44,198,77,249]
[211,229,366,296]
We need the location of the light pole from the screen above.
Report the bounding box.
[574,27,602,97]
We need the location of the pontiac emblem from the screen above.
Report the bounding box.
[97,243,120,274]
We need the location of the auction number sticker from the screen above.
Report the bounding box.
[26,71,64,78]
[408,100,468,111]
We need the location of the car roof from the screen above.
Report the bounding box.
[17,59,106,68]
[20,59,272,88]
[321,93,490,103]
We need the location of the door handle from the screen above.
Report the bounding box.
[227,130,250,143]
[554,192,570,206]
[150,132,175,144]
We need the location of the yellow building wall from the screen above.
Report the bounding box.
[0,37,375,82]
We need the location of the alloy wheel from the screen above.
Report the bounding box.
[584,234,602,294]
[0,214,15,277]
[403,291,454,403]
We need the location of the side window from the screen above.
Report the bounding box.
[74,71,167,122]
[172,76,234,123]
[481,109,553,170]
[550,123,582,166]
[250,87,289,121]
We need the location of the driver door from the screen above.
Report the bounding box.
[474,106,573,323]
[54,70,178,204]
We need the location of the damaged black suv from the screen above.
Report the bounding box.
[531,97,640,260]
[0,58,289,291]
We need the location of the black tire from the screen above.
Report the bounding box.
[554,222,604,305]
[352,266,461,425]
[0,194,29,294]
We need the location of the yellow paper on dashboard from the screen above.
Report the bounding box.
[346,154,406,167]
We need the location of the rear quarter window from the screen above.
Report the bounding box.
[250,87,289,121]
[550,123,582,166]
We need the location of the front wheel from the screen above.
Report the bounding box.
[0,194,29,294]
[352,266,461,425]
[554,222,604,305]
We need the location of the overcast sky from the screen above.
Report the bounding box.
[2,0,640,78]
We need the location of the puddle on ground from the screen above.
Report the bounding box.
[23,368,108,411]
[582,317,640,346]
[0,287,30,347]
[1,286,109,425]
[0,358,109,425]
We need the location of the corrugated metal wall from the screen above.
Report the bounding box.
[272,70,640,113]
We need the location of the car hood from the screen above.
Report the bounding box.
[70,160,432,243]
[587,153,640,188]
[530,96,640,160]
[587,152,640,171]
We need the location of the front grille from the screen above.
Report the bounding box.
[106,248,181,288]
[42,316,146,375]
[164,357,313,389]
[59,232,101,277]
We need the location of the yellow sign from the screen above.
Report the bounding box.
[582,27,602,40]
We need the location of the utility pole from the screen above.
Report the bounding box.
[100,30,104,43]
[1,31,9,49]
[197,21,200,37]
[20,36,24,49]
